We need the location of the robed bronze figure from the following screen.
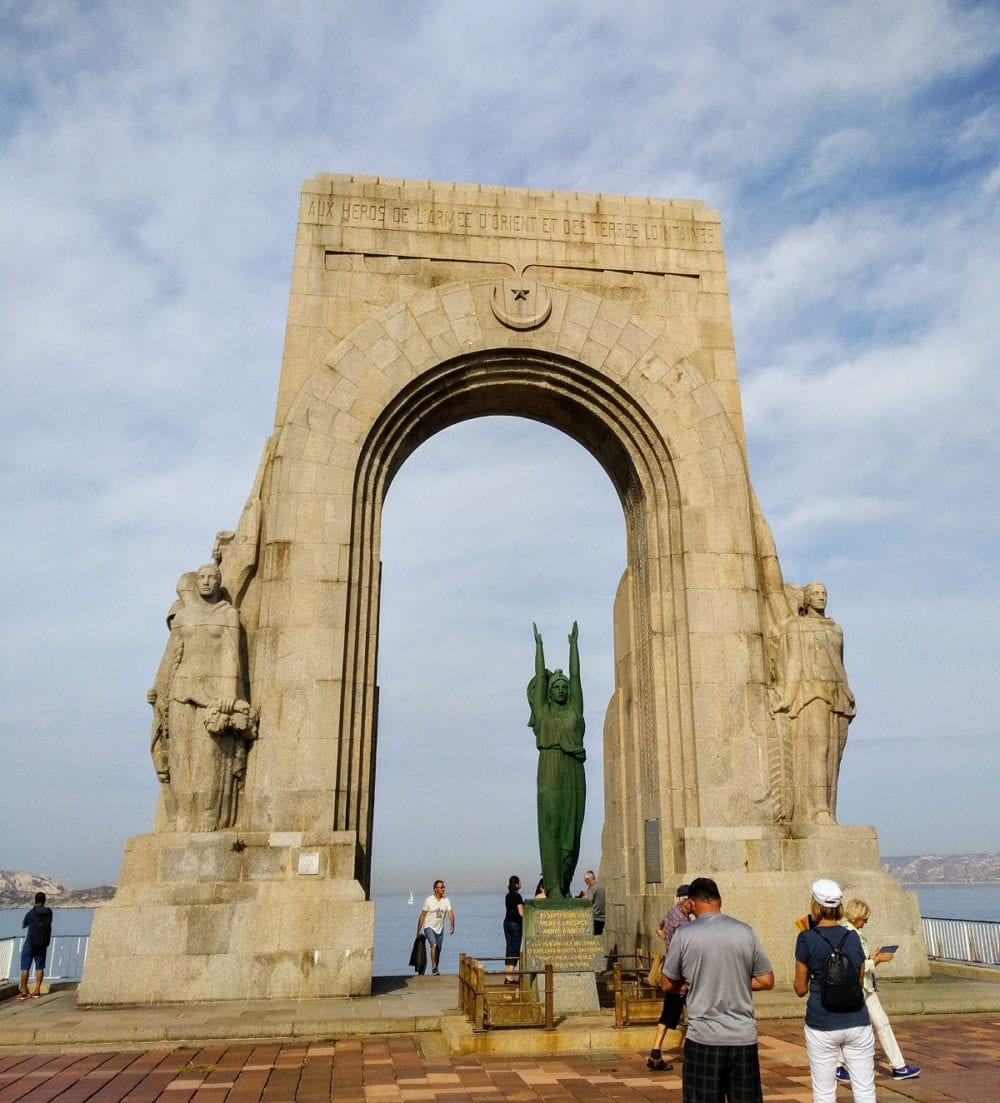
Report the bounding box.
[528,621,586,897]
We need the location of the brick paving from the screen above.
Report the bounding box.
[0,1015,996,1103]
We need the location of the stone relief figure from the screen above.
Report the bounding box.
[528,621,586,897]
[147,562,257,832]
[772,581,856,825]
[149,570,196,782]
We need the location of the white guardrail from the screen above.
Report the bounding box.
[2,935,90,984]
[921,916,1000,967]
[3,918,999,986]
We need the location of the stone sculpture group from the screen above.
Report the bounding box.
[524,579,856,896]
[78,177,926,1008]
[142,565,856,844]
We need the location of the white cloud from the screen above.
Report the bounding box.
[802,128,876,189]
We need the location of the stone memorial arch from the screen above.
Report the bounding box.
[79,176,925,1005]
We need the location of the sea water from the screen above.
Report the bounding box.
[0,897,502,977]
[4,885,998,977]
[0,907,94,940]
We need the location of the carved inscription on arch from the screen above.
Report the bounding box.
[303,196,719,250]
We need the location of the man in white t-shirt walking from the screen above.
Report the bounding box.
[417,879,455,975]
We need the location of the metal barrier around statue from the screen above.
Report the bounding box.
[458,953,554,1032]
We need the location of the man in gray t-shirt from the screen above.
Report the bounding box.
[662,877,774,1103]
[583,869,606,935]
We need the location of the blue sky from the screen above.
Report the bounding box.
[1,1,998,892]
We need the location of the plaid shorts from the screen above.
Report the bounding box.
[682,1039,763,1103]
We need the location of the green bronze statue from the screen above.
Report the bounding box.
[528,621,586,898]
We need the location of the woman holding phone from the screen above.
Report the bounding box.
[834,898,920,1083]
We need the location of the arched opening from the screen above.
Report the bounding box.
[336,348,691,900]
[370,415,625,971]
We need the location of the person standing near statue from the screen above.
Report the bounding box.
[773,581,856,825]
[661,877,774,1102]
[584,869,606,935]
[528,621,586,898]
[646,883,694,1071]
[148,562,256,833]
[502,875,524,983]
[835,897,920,1083]
[793,879,875,1101]
[417,879,455,975]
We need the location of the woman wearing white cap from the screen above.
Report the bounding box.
[793,879,875,1102]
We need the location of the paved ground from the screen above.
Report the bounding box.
[3,970,999,1052]
[2,969,999,1101]
[0,1014,998,1102]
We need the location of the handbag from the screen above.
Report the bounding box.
[646,951,664,989]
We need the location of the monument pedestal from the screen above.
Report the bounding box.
[523,898,603,1014]
[78,830,373,1005]
[607,824,929,986]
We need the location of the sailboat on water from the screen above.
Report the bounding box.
[408,891,414,905]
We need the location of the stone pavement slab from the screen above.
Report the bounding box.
[0,1015,998,1102]
[2,969,1000,1056]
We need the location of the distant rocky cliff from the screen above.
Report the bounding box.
[883,853,1000,883]
[0,870,116,907]
[3,855,998,904]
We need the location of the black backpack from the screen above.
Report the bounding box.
[30,908,53,950]
[814,928,864,1013]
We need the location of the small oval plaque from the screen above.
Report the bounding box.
[491,279,552,330]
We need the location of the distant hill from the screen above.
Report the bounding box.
[0,870,116,908]
[4,854,998,905]
[882,853,1000,884]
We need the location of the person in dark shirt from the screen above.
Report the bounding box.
[503,875,524,983]
[19,891,53,1000]
[793,878,874,1101]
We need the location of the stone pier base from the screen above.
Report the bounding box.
[78,830,373,1005]
[524,899,603,1014]
[606,825,929,986]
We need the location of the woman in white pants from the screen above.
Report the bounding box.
[835,899,920,1082]
[794,879,875,1103]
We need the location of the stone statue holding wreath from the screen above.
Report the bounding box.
[148,562,257,832]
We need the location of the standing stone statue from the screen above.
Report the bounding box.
[772,581,856,825]
[147,562,256,832]
[528,621,586,897]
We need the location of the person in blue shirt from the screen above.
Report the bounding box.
[18,891,53,1000]
[793,879,874,1102]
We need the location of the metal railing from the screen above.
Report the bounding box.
[3,917,998,990]
[1,935,90,984]
[458,953,554,1032]
[922,916,1000,967]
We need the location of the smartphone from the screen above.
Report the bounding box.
[877,944,899,955]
